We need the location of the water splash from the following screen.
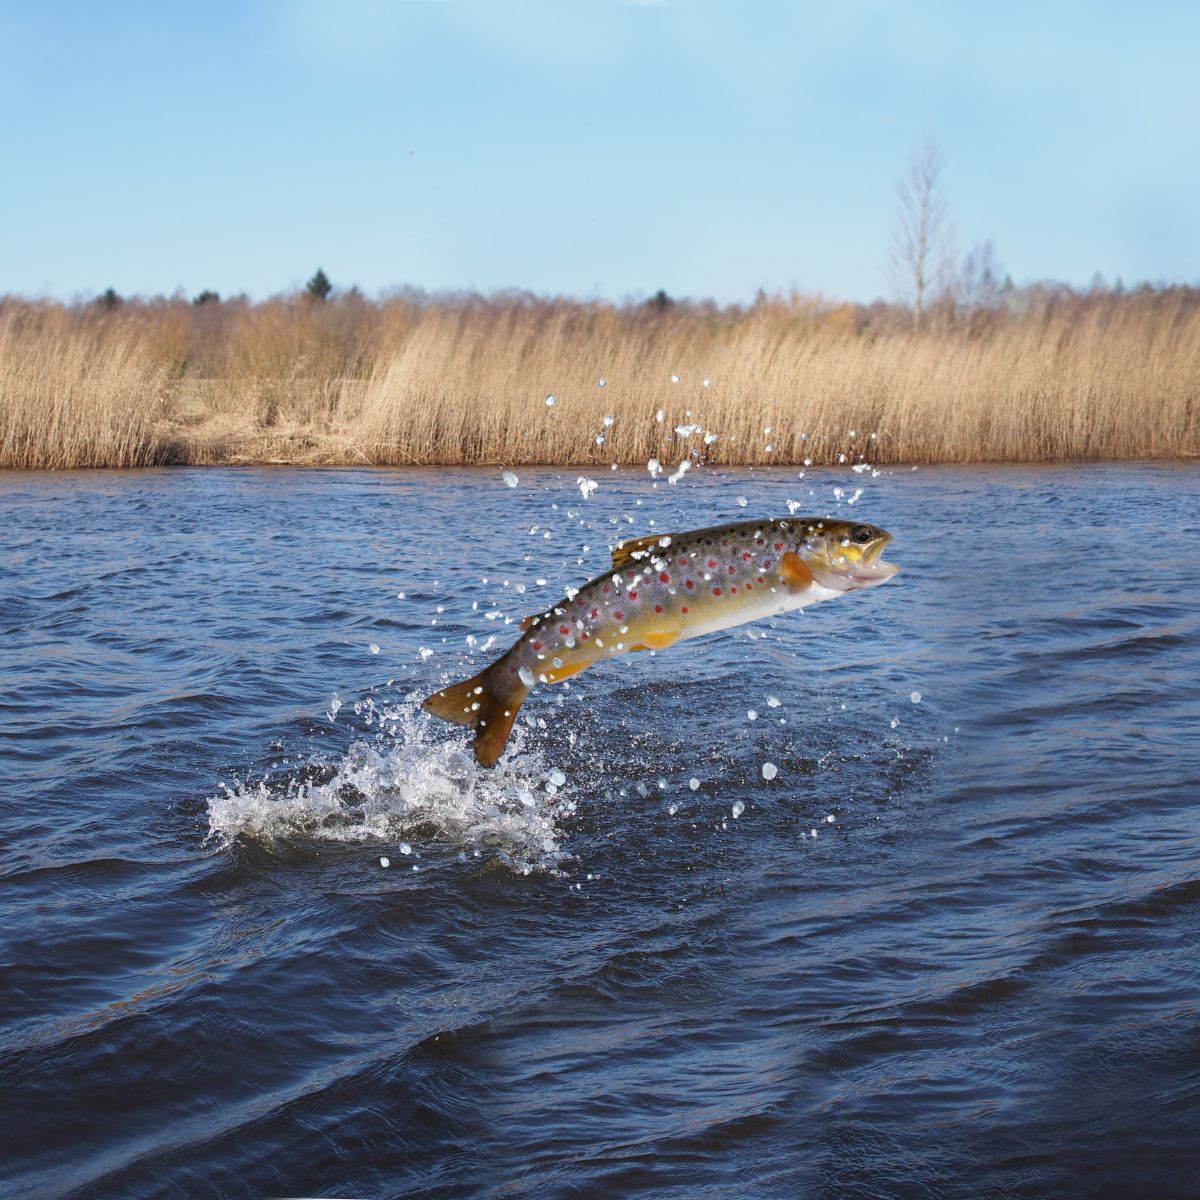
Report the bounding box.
[206,694,573,874]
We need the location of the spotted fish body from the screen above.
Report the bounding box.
[424,516,899,765]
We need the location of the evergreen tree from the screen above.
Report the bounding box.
[305,268,332,302]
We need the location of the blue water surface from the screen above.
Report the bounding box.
[1,462,1198,1199]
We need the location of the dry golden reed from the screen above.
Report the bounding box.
[0,289,1196,469]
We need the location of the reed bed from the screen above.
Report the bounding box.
[0,289,1197,469]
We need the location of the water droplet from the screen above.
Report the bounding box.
[545,394,557,406]
[598,377,607,387]
[518,666,536,687]
[703,377,711,387]
[737,496,748,507]
[502,470,519,487]
[731,800,745,819]
[368,643,380,655]
[762,762,778,781]
[910,691,922,703]
[767,696,780,708]
[747,709,758,720]
[379,856,390,867]
[670,373,680,383]
[689,777,700,791]
[399,842,412,855]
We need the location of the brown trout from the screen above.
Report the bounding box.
[424,516,900,765]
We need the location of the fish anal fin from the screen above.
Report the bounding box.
[780,550,814,593]
[540,657,595,684]
[639,630,680,651]
[612,533,675,572]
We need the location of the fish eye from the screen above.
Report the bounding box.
[851,525,873,544]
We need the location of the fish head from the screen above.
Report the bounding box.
[793,519,900,592]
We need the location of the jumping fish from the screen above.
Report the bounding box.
[424,517,899,765]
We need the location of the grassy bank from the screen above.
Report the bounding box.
[1,288,1198,468]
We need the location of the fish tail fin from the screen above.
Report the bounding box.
[423,663,530,767]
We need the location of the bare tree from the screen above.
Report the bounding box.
[957,238,1004,311]
[889,136,952,329]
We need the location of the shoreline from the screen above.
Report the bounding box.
[2,452,1196,474]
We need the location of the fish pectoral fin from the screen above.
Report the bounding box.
[611,533,677,572]
[780,550,814,593]
[637,630,681,651]
[540,658,596,684]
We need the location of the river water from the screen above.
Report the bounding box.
[2,462,1198,1198]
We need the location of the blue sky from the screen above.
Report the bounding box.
[1,1,1197,303]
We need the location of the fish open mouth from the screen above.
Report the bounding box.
[823,533,899,589]
[864,538,886,564]
[858,534,899,583]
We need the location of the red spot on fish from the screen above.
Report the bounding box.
[685,579,695,589]
[731,587,737,593]
[756,536,765,545]
[509,665,517,673]
[533,640,543,650]
[614,611,624,620]
[590,608,599,618]
[559,625,570,634]
[713,587,722,596]
[774,542,783,550]
[654,604,663,613]
[628,590,638,600]
[678,557,688,565]
[707,559,717,568]
[660,573,669,583]
[757,575,765,583]
[681,605,689,613]
[763,559,773,569]
[746,583,753,590]
[602,585,610,593]
[581,632,589,640]
[742,551,752,560]
[727,565,736,574]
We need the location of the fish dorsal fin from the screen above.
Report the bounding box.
[611,533,675,572]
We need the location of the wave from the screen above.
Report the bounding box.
[206,691,575,874]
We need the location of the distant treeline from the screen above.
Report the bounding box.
[0,280,1197,468]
